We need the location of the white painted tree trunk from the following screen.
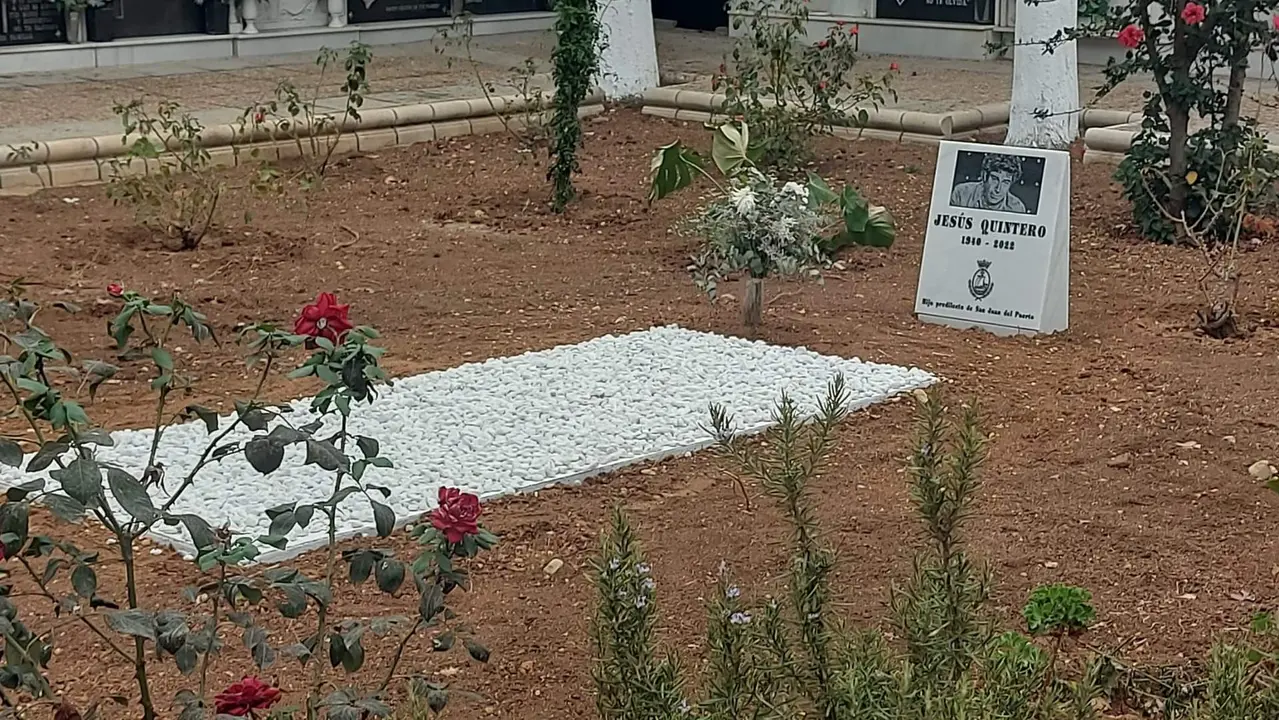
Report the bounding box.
[1006,0,1080,149]
[597,0,660,99]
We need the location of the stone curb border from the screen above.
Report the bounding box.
[641,87,1010,144]
[0,89,605,191]
[1080,110,1279,165]
[641,89,1147,147]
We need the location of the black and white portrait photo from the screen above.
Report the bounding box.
[949,150,1045,216]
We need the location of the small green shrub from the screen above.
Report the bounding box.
[588,386,1279,720]
[1024,584,1097,639]
[1034,0,1279,244]
[591,509,687,720]
[105,100,223,250]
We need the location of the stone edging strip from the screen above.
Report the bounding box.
[641,87,1010,143]
[0,89,605,191]
[642,89,1159,155]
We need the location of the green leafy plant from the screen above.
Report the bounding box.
[1024,584,1098,639]
[0,287,493,720]
[718,0,895,173]
[239,43,373,191]
[105,100,223,250]
[547,0,603,211]
[2,143,46,190]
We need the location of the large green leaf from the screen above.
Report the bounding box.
[54,458,102,506]
[840,186,870,233]
[806,173,838,207]
[711,121,752,176]
[0,438,23,468]
[107,467,157,524]
[648,141,704,202]
[825,205,897,252]
[861,206,897,248]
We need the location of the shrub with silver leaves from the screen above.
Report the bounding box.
[683,169,830,299]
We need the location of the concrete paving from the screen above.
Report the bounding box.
[1,26,1273,149]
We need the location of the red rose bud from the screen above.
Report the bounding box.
[851,23,859,35]
[818,40,828,48]
[107,283,124,298]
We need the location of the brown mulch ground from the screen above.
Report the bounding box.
[1,108,1278,718]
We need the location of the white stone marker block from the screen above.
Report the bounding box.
[914,141,1070,336]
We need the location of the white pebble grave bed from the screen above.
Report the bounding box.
[0,326,935,562]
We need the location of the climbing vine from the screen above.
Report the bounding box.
[548,0,604,212]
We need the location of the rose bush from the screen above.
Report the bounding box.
[0,285,497,719]
[716,0,894,173]
[1042,0,1279,243]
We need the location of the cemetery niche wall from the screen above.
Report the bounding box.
[86,0,224,41]
[875,0,994,25]
[0,0,65,46]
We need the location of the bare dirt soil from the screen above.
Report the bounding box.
[1,109,1278,718]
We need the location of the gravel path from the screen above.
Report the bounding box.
[0,327,934,561]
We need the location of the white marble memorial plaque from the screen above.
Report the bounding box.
[914,141,1070,336]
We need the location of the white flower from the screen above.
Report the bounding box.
[729,186,757,217]
[729,611,752,625]
[782,181,809,202]
[726,586,741,599]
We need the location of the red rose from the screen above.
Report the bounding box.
[1117,23,1145,49]
[1273,13,1279,30]
[889,62,900,72]
[294,292,353,344]
[214,677,281,717]
[851,23,859,35]
[818,40,828,48]
[106,283,124,298]
[818,81,827,90]
[430,486,482,544]
[1180,2,1205,23]
[254,111,265,124]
